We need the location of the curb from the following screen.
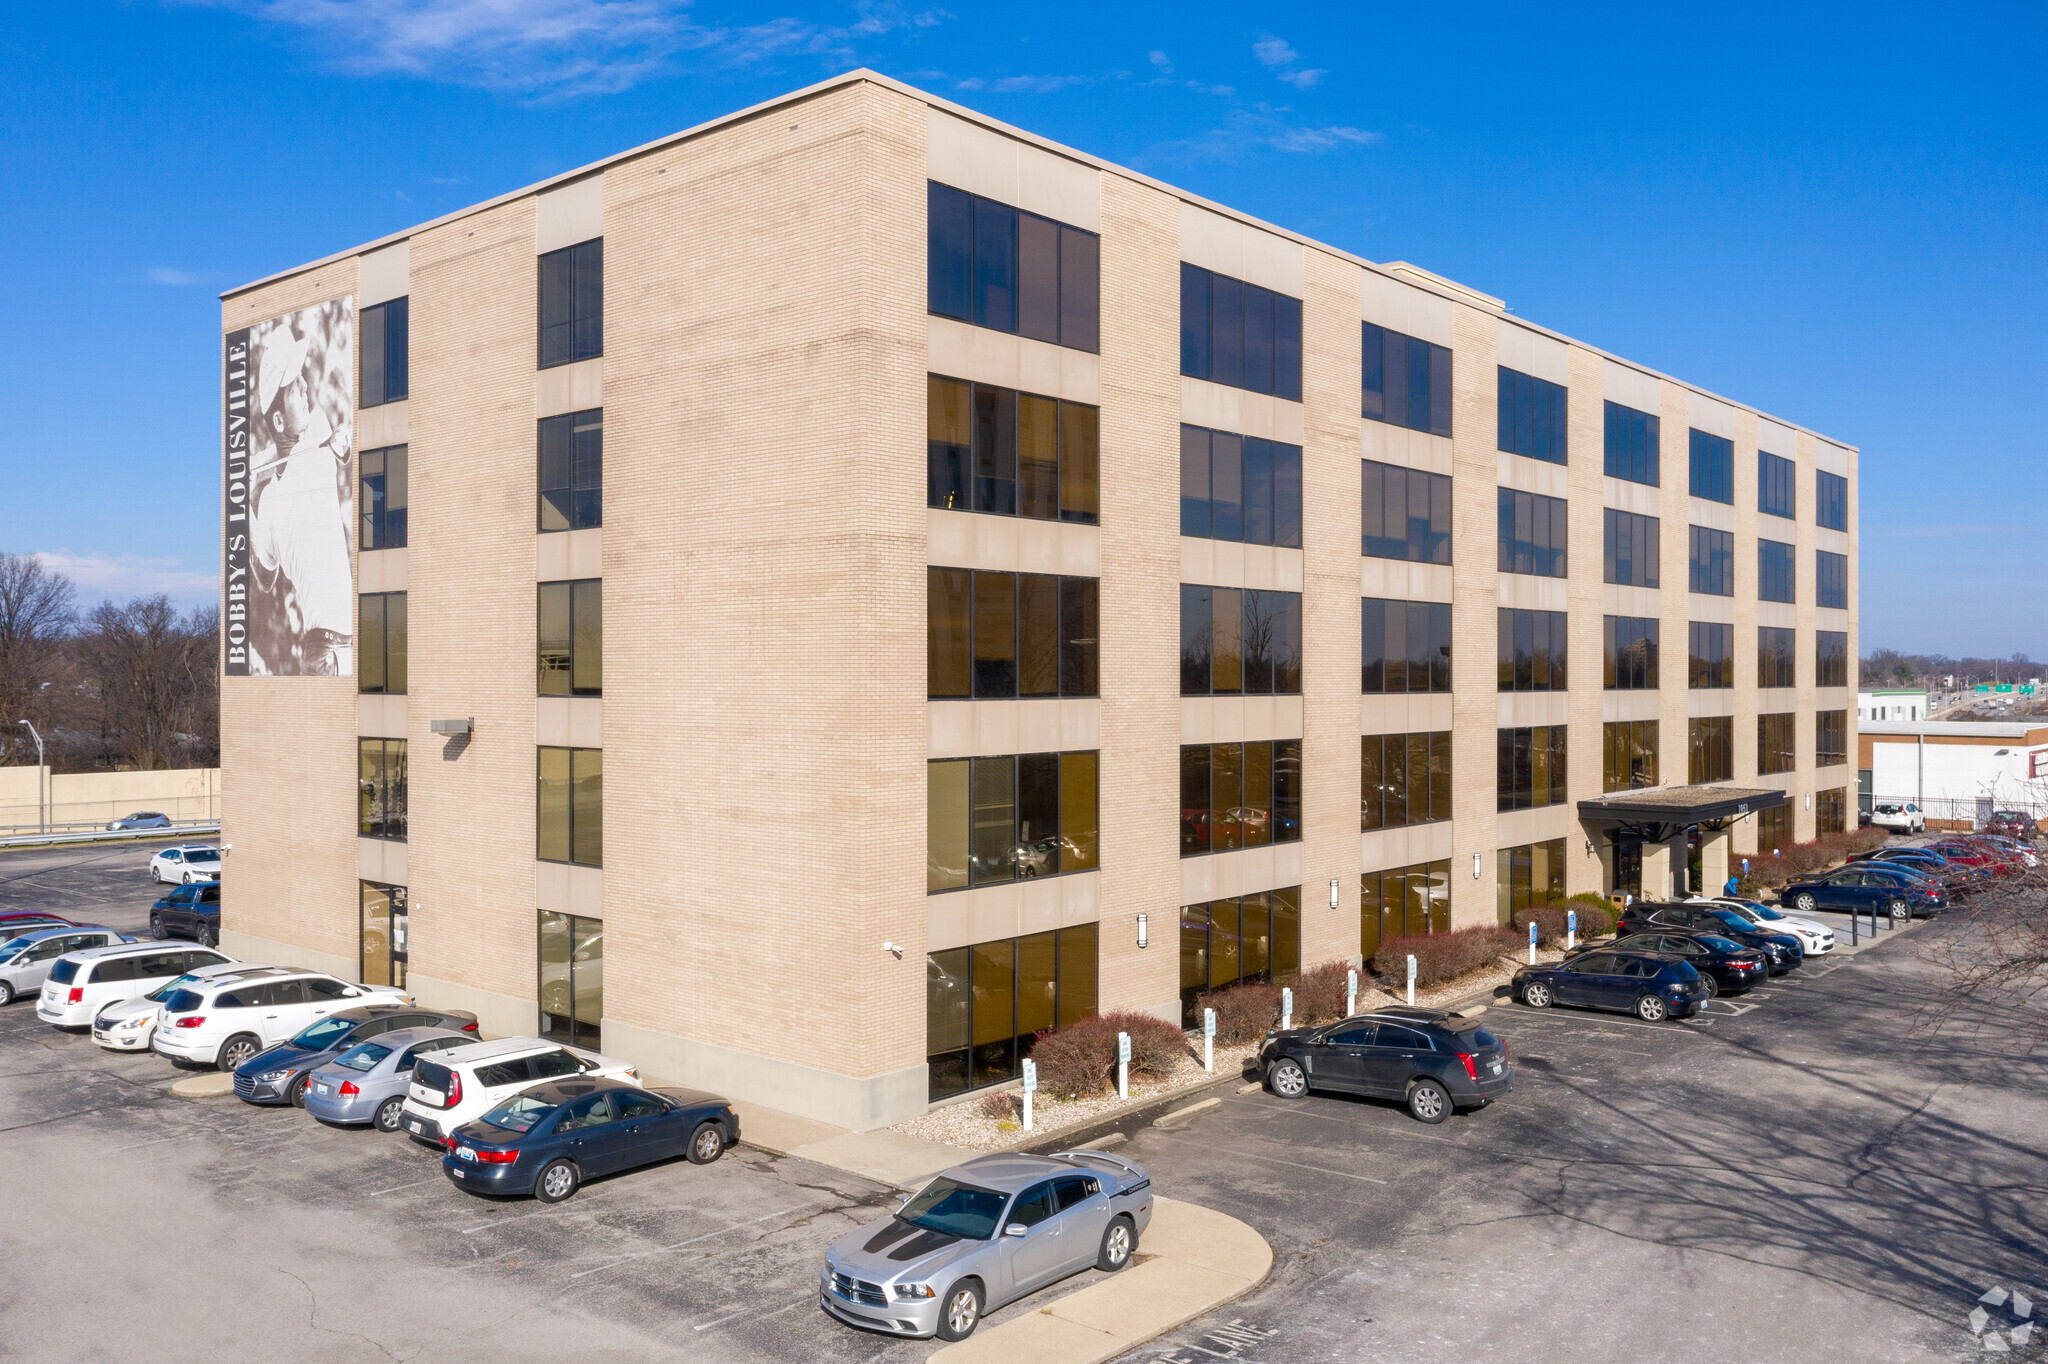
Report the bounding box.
[169,1072,234,1099]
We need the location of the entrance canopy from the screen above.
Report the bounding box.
[1578,784,1787,845]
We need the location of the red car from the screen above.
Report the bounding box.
[1984,811,2038,841]
[0,912,77,935]
[1927,841,2019,876]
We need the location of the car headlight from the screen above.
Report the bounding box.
[892,1283,935,1300]
[257,1069,291,1083]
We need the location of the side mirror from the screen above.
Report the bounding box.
[1003,1222,1028,1238]
[342,986,362,997]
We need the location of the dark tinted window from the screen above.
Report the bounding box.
[1816,470,1848,530]
[1817,551,1847,609]
[1363,461,1452,564]
[1053,1176,1096,1211]
[359,737,408,841]
[1006,1182,1058,1229]
[360,297,409,406]
[1603,616,1659,690]
[1181,427,1302,548]
[1325,1026,1376,1045]
[52,959,86,984]
[413,1059,453,1094]
[1620,958,1660,979]
[617,1091,667,1121]
[538,408,602,532]
[1184,266,1301,399]
[538,237,602,368]
[1688,526,1734,595]
[1362,323,1449,434]
[557,1093,614,1130]
[1572,954,1619,974]
[934,569,1099,699]
[475,1060,533,1088]
[531,1049,582,1079]
[265,980,310,1006]
[1816,631,1848,687]
[928,377,1097,525]
[1178,741,1302,857]
[929,184,1099,352]
[1689,622,1733,689]
[1363,599,1452,694]
[212,988,257,1008]
[305,977,352,1001]
[358,591,407,696]
[1497,489,1567,577]
[162,989,204,1012]
[360,444,408,549]
[1759,451,1795,518]
[1497,367,1567,464]
[538,579,603,697]
[1376,1024,1431,1050]
[1690,717,1733,782]
[1689,429,1733,503]
[1603,509,1659,587]
[1500,610,1569,692]
[1180,586,1302,696]
[1603,402,1659,485]
[1360,731,1451,831]
[1758,626,1796,688]
[1759,540,1796,603]
[1457,1026,1500,1049]
[1496,726,1567,811]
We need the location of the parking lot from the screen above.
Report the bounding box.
[6,843,2045,1362]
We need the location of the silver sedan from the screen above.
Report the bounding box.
[303,1027,472,1131]
[820,1150,1152,1341]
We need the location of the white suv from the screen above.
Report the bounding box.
[37,942,234,1027]
[1870,802,1924,834]
[93,962,251,1051]
[153,967,411,1071]
[399,1035,638,1145]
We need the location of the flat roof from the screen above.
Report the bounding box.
[224,70,1854,454]
[1578,784,1789,823]
[1864,721,2048,740]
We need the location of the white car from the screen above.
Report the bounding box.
[92,962,251,1051]
[1687,896,1835,955]
[149,845,222,885]
[398,1035,638,1146]
[1869,802,1925,834]
[37,941,235,1027]
[152,966,411,1071]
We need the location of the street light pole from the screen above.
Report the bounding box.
[17,721,45,835]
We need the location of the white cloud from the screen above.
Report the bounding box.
[32,550,218,606]
[148,267,204,286]
[1149,49,1171,72]
[956,73,1095,94]
[1149,107,1381,162]
[175,0,945,98]
[1251,34,1324,89]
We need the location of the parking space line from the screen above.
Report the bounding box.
[369,1176,445,1197]
[1491,1010,1703,1035]
[695,1298,807,1332]
[568,1202,821,1280]
[1159,1133,1390,1184]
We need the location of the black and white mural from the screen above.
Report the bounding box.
[224,298,355,676]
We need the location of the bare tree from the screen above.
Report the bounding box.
[0,552,77,764]
[1916,867,2048,1050]
[71,595,218,771]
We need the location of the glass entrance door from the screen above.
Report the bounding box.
[1613,839,1643,899]
[539,911,603,1051]
[361,882,407,988]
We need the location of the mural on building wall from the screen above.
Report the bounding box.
[223,298,355,676]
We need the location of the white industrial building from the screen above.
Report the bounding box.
[1860,720,2048,830]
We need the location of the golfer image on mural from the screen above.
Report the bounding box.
[241,298,355,675]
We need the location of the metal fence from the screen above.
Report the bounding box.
[1868,792,2048,832]
[0,794,223,837]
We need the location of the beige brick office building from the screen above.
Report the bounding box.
[218,70,1858,1130]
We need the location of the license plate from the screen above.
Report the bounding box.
[410,1121,423,1134]
[314,1084,329,1096]
[458,1147,476,1161]
[450,1168,465,1179]
[1490,1064,1502,1075]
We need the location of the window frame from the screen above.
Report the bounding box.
[358,738,408,841]
[1361,732,1452,831]
[1603,616,1659,691]
[928,182,1101,354]
[1759,539,1797,604]
[1495,726,1568,812]
[1496,365,1568,465]
[538,408,603,533]
[359,296,409,408]
[1180,585,1302,697]
[1602,508,1661,588]
[1758,451,1796,519]
[1688,428,1734,503]
[1602,401,1660,486]
[1362,598,1453,694]
[1183,264,1302,400]
[538,579,602,698]
[927,751,1100,892]
[1362,461,1452,565]
[1497,488,1568,578]
[1499,609,1570,693]
[538,237,603,370]
[1361,322,1450,435]
[357,591,407,696]
[1816,470,1848,531]
[537,746,603,868]
[1688,525,1734,596]
[1180,425,1302,548]
[1178,741,1303,858]
[359,444,408,550]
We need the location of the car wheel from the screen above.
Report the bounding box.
[1096,1215,1136,1272]
[149,915,167,941]
[686,1121,725,1165]
[288,1075,309,1108]
[1889,900,1910,925]
[535,1158,580,1203]
[1636,995,1668,1022]
[1406,1078,1450,1124]
[217,1034,260,1072]
[935,1280,983,1342]
[197,924,218,949]
[1521,981,1552,1009]
[0,981,13,1006]
[1794,893,1818,912]
[1268,1058,1308,1098]
[374,1096,406,1132]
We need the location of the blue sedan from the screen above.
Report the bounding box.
[1512,948,1712,1021]
[441,1078,741,1202]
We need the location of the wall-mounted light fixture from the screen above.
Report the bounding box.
[1137,913,1149,949]
[1472,852,1482,880]
[882,942,903,959]
[1584,838,1595,856]
[1328,878,1339,910]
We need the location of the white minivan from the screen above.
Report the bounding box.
[153,966,412,1071]
[399,1035,638,1145]
[37,942,235,1027]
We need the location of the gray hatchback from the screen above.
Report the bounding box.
[820,1150,1152,1341]
[302,1026,475,1131]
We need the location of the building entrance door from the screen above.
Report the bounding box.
[1613,839,1642,899]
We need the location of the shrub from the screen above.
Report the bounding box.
[1195,979,1281,1044]
[1291,960,1354,1023]
[1513,900,1612,946]
[974,1089,1014,1121]
[1026,1011,1191,1101]
[1743,826,1888,892]
[1567,892,1619,936]
[1373,926,1520,988]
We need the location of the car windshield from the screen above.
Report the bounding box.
[897,1177,1009,1240]
[184,849,220,864]
[1457,1026,1500,1049]
[479,1095,556,1134]
[1745,903,1786,920]
[145,973,202,1002]
[289,1017,359,1051]
[1708,912,1752,932]
[160,989,203,1012]
[334,1042,392,1073]
[1697,936,1744,953]
[0,936,35,958]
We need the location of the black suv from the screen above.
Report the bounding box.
[1619,902,1803,973]
[1258,1006,1511,1124]
[152,881,221,946]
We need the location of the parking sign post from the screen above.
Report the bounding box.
[1529,920,1539,965]
[1021,1059,1036,1132]
[1567,910,1577,952]
[1117,1031,1130,1100]
[1281,987,1293,1030]
[1203,1007,1215,1073]
[1346,968,1358,1018]
[1406,954,1417,1007]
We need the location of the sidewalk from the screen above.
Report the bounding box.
[731,1101,976,1191]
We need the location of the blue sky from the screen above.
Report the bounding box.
[1,1,2041,656]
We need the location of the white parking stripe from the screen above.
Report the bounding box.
[568,1203,819,1280]
[695,1298,807,1332]
[368,1176,445,1196]
[1159,1134,1390,1184]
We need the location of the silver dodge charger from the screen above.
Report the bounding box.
[820,1149,1153,1341]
